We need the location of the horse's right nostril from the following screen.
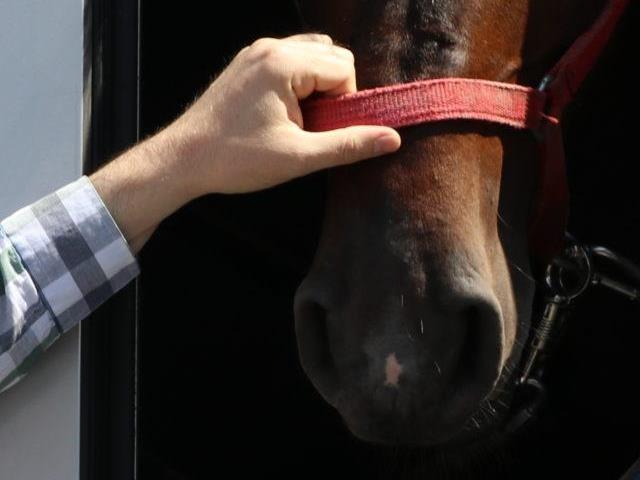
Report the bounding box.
[294,294,340,405]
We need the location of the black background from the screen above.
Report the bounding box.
[137,1,640,478]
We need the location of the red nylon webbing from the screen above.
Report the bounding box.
[527,0,630,260]
[302,79,551,132]
[544,0,630,116]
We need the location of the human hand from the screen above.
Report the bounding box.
[91,34,401,252]
[167,33,401,195]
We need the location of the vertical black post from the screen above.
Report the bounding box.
[80,0,140,479]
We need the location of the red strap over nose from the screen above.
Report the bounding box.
[302,78,553,132]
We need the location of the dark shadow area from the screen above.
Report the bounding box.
[509,2,640,479]
[138,1,640,478]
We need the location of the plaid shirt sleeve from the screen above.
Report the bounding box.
[0,176,139,393]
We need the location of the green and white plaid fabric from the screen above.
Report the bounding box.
[0,176,139,393]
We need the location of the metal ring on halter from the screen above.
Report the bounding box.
[544,242,593,304]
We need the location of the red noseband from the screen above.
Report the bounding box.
[302,0,630,265]
[303,78,554,132]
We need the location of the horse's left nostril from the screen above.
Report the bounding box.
[454,303,500,380]
[439,296,504,426]
[294,293,340,405]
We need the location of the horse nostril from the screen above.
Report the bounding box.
[294,294,340,405]
[442,297,504,423]
[456,305,494,381]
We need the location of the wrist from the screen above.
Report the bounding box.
[142,127,199,203]
[166,103,226,197]
[90,129,197,249]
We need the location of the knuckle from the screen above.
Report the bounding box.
[249,38,279,59]
[333,45,355,62]
[251,37,276,49]
[248,39,289,72]
[337,62,357,85]
[310,33,333,44]
[339,135,359,161]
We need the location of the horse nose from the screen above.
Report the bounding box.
[294,272,505,438]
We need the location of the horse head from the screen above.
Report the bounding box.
[294,0,609,445]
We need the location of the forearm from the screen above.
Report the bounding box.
[90,128,195,253]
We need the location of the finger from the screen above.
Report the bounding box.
[283,38,354,63]
[289,54,357,98]
[301,126,402,170]
[284,33,333,45]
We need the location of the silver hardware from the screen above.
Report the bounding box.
[518,239,640,387]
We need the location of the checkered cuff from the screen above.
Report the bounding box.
[1,176,139,334]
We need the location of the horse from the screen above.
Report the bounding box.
[293,0,638,463]
[135,1,638,477]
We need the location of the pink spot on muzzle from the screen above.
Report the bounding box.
[384,353,403,388]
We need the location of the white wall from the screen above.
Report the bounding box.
[0,0,83,478]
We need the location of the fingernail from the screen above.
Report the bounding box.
[374,134,400,156]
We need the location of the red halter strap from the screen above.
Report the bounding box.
[303,79,552,132]
[301,0,630,264]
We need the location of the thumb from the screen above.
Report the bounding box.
[305,126,401,169]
